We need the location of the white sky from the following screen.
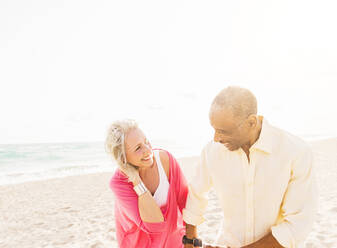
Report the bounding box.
[1,0,337,144]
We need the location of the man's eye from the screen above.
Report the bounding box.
[135,146,140,151]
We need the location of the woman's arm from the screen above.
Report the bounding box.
[132,175,164,223]
[110,173,165,234]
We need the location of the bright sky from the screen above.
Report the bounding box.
[1,0,337,144]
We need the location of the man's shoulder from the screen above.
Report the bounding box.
[271,124,311,154]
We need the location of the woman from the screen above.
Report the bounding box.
[105,119,189,248]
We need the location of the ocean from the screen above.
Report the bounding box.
[0,142,109,185]
[1,132,336,186]
[0,138,206,186]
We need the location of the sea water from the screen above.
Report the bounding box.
[0,138,204,185]
[1,133,335,186]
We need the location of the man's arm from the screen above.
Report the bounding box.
[241,233,284,248]
[270,145,317,247]
[200,233,283,248]
[183,146,213,247]
[184,223,198,248]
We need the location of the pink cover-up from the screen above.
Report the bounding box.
[109,149,188,248]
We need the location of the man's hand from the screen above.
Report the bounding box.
[241,233,284,248]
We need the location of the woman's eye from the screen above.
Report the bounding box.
[135,146,140,151]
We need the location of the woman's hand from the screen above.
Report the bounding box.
[132,175,141,186]
[121,165,140,185]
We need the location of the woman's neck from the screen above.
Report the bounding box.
[139,160,156,180]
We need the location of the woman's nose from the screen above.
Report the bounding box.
[143,143,152,154]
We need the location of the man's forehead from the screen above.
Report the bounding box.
[210,104,234,115]
[210,107,236,121]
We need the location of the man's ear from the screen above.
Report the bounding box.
[247,115,258,128]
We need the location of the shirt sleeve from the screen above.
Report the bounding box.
[183,146,213,226]
[271,145,318,248]
[110,176,166,234]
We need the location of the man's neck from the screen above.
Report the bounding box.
[241,116,263,159]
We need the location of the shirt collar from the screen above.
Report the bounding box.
[250,118,274,154]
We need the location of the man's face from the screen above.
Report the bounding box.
[209,108,249,151]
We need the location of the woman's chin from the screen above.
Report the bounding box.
[140,158,154,167]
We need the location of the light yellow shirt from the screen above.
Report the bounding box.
[183,119,317,248]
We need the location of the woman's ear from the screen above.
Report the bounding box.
[120,151,127,164]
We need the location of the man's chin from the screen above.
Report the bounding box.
[224,144,239,151]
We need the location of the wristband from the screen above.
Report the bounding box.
[182,235,202,247]
[133,181,148,196]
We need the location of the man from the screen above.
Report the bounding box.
[182,86,317,248]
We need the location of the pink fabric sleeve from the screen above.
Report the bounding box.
[110,174,166,234]
[167,151,189,213]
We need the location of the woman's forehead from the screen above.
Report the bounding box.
[125,128,146,147]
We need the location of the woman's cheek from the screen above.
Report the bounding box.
[136,149,143,158]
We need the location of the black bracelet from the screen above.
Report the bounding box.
[182,235,203,247]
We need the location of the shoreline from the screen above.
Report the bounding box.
[1,136,336,187]
[0,156,199,187]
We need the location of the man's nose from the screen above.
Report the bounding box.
[214,133,227,144]
[213,133,221,143]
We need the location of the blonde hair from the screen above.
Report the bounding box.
[105,119,139,181]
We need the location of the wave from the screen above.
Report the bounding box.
[0,163,115,186]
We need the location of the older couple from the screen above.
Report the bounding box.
[105,86,317,248]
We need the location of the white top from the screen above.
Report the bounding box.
[153,150,170,207]
[183,119,317,248]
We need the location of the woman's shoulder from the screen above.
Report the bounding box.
[156,149,171,178]
[158,149,170,164]
[110,168,130,189]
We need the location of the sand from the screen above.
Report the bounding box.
[1,138,336,248]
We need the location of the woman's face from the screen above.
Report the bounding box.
[124,128,154,168]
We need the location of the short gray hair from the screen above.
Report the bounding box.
[105,119,139,181]
[210,86,257,119]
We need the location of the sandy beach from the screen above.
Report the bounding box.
[1,138,336,248]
